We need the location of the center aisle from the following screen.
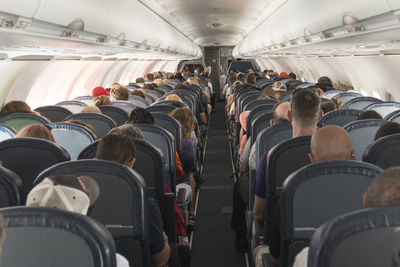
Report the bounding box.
[191,102,247,267]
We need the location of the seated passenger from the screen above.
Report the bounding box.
[80,106,102,114]
[65,119,97,137]
[127,107,155,125]
[0,100,38,116]
[357,110,383,120]
[252,89,322,222]
[110,85,129,101]
[129,90,146,99]
[165,94,183,102]
[92,86,110,97]
[315,76,333,92]
[264,125,355,266]
[169,107,197,228]
[16,124,55,142]
[95,134,170,267]
[288,73,297,80]
[272,81,286,99]
[26,174,129,267]
[93,95,112,106]
[374,121,400,140]
[293,165,400,267]
[108,124,143,139]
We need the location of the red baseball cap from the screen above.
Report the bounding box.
[92,86,110,97]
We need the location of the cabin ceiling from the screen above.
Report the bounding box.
[138,0,287,47]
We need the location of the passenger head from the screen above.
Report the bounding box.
[65,120,97,137]
[357,110,383,120]
[279,72,288,79]
[260,87,275,99]
[288,73,297,80]
[289,88,322,128]
[93,95,112,106]
[169,107,195,139]
[315,76,333,91]
[153,79,165,87]
[272,81,286,99]
[232,81,243,91]
[165,94,183,102]
[375,122,400,141]
[108,124,143,139]
[142,83,155,90]
[136,77,145,84]
[236,73,245,82]
[0,101,37,116]
[364,166,400,208]
[110,85,129,101]
[127,107,154,124]
[91,86,110,97]
[96,133,136,166]
[145,73,154,81]
[26,174,100,215]
[16,124,55,142]
[321,102,336,114]
[81,106,101,114]
[309,125,354,163]
[129,90,146,99]
[186,77,200,87]
[245,73,256,85]
[331,95,343,109]
[271,101,290,126]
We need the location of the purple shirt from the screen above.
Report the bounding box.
[181,138,196,172]
[252,151,268,199]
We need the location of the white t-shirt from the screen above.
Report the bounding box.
[117,253,130,267]
[292,247,308,267]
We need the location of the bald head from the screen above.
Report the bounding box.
[309,125,354,163]
[271,101,290,126]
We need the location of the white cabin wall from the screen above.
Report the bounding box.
[256,55,400,100]
[0,59,180,109]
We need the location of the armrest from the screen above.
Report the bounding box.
[262,253,277,267]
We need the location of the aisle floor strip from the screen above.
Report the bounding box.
[225,114,250,267]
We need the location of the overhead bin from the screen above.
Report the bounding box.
[234,0,400,57]
[0,0,202,59]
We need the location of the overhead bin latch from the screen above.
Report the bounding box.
[96,35,110,43]
[62,18,84,38]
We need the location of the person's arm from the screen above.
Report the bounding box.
[253,195,265,221]
[151,232,171,267]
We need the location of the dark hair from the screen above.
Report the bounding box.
[96,134,136,165]
[145,73,154,81]
[365,166,400,208]
[127,107,154,124]
[375,122,400,140]
[130,90,145,99]
[246,73,256,85]
[357,110,383,120]
[288,73,297,80]
[290,88,321,127]
[110,85,129,101]
[321,102,336,114]
[136,77,145,83]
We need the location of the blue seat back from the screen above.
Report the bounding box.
[344,119,386,161]
[0,166,22,207]
[237,91,261,114]
[362,101,400,118]
[363,133,400,169]
[34,159,149,266]
[243,99,278,112]
[56,100,87,113]
[250,111,273,146]
[0,206,117,267]
[34,105,73,122]
[336,92,363,104]
[128,96,148,108]
[154,100,188,109]
[134,124,176,191]
[77,139,99,160]
[0,112,50,132]
[112,101,137,115]
[280,161,382,267]
[264,136,311,242]
[152,112,182,154]
[308,207,400,267]
[325,90,345,99]
[246,104,276,139]
[0,124,15,142]
[278,90,294,102]
[146,104,178,115]
[343,96,381,110]
[384,109,400,122]
[48,122,96,160]
[98,105,129,126]
[0,137,70,200]
[74,96,95,106]
[318,109,362,127]
[240,92,262,114]
[64,113,117,138]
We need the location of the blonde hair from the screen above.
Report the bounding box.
[165,94,183,103]
[110,85,129,101]
[154,79,165,87]
[232,81,243,90]
[81,106,101,114]
[331,95,343,109]
[0,101,38,116]
[186,77,200,87]
[16,124,55,142]
[93,95,112,106]
[169,107,195,139]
